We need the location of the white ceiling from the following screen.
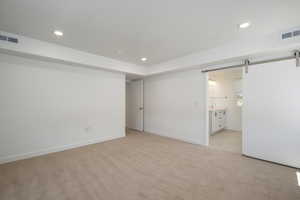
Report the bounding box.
[0,0,300,66]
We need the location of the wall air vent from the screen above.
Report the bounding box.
[0,34,18,43]
[0,35,8,41]
[282,32,292,40]
[293,30,300,37]
[282,28,300,40]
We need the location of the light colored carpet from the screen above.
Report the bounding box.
[0,130,299,200]
[209,130,242,153]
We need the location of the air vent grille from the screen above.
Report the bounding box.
[282,28,300,40]
[293,30,300,37]
[0,34,18,43]
[0,35,7,41]
[282,32,292,40]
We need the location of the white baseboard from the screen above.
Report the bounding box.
[145,129,203,145]
[225,128,242,132]
[0,135,125,165]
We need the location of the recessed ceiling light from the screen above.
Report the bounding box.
[208,79,217,86]
[54,30,63,36]
[239,22,251,29]
[141,57,147,62]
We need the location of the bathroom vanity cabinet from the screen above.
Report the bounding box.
[209,109,226,135]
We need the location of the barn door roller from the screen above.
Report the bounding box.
[295,50,300,67]
[244,59,250,74]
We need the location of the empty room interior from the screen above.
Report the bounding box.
[0,1,300,200]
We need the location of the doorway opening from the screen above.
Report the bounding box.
[126,79,144,135]
[206,68,243,153]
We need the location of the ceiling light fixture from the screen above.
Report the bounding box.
[141,57,147,62]
[208,79,217,86]
[239,22,251,29]
[54,30,63,36]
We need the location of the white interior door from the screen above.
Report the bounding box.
[126,80,144,131]
[243,59,300,168]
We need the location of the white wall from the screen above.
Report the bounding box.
[144,70,207,145]
[243,59,300,168]
[0,53,125,164]
[208,77,242,131]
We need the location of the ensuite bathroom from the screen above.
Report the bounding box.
[207,68,243,153]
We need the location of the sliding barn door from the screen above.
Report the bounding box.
[243,59,300,168]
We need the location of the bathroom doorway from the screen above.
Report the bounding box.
[207,68,243,153]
